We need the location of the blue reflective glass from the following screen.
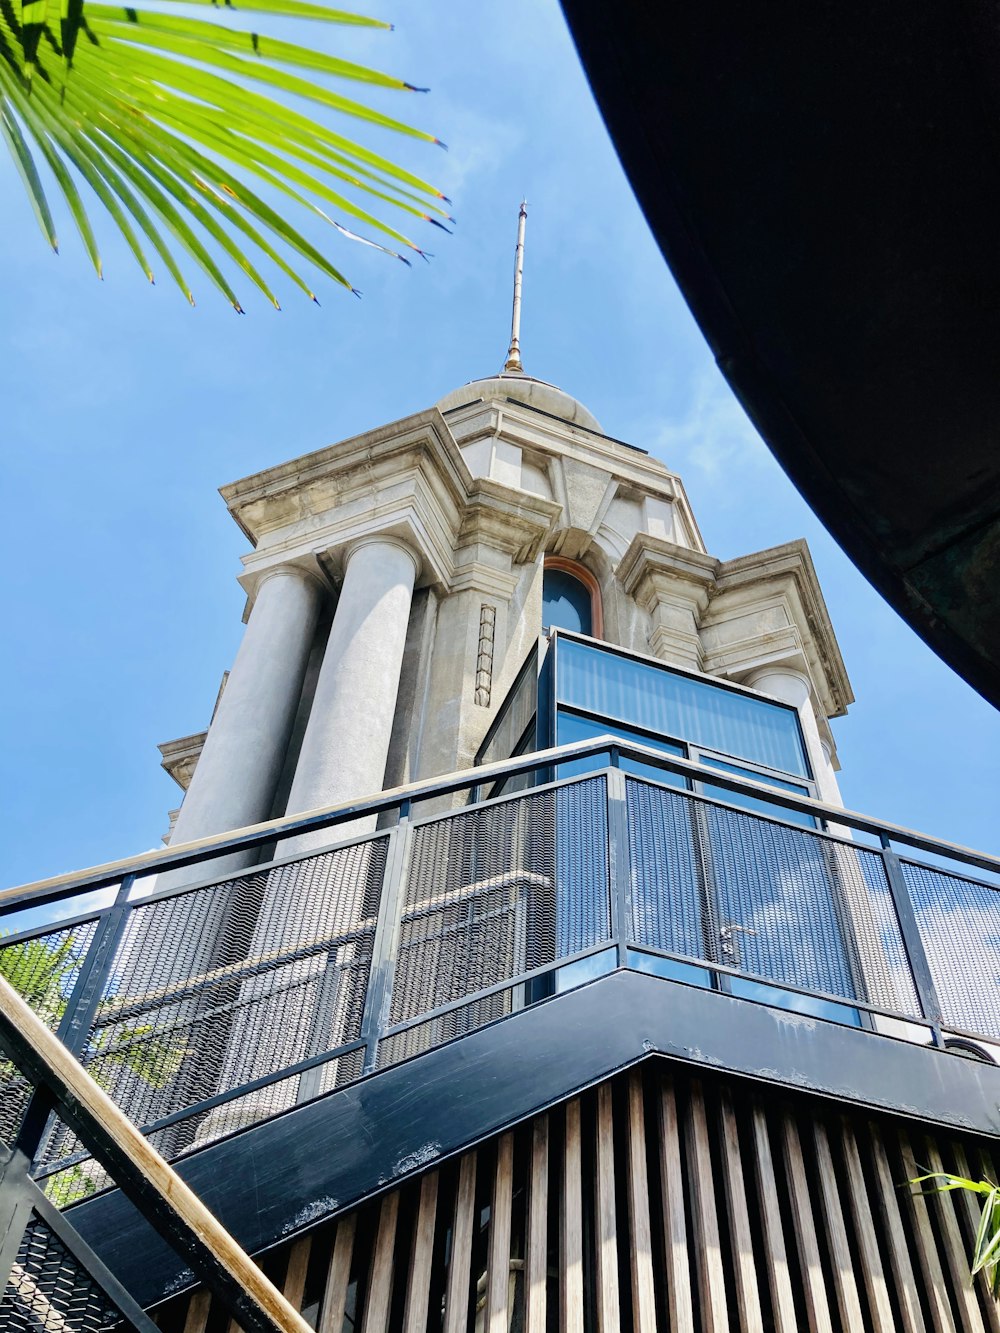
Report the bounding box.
[555,947,617,993]
[626,949,712,989]
[727,976,862,1027]
[700,757,816,829]
[555,709,685,785]
[543,570,592,635]
[557,638,809,778]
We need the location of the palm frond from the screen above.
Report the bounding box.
[0,0,448,307]
[910,1170,1000,1298]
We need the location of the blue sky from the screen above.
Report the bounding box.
[0,0,997,890]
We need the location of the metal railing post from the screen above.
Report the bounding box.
[606,764,631,966]
[878,835,945,1042]
[10,876,140,1174]
[55,874,137,1062]
[359,819,412,1074]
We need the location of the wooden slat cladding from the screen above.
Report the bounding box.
[153,1064,999,1333]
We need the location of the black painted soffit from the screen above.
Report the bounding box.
[71,970,1000,1308]
[559,0,1000,707]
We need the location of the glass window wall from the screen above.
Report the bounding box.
[555,635,810,779]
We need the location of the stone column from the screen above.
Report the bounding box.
[282,535,419,853]
[744,667,844,807]
[167,564,325,876]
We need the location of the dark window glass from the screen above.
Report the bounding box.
[556,637,809,778]
[543,569,592,636]
[555,709,685,785]
[699,756,816,828]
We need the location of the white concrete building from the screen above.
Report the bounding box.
[159,367,852,854]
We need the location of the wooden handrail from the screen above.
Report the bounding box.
[0,973,313,1333]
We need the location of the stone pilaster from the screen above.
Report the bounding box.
[616,535,718,671]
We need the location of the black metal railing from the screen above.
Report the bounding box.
[2,738,999,1204]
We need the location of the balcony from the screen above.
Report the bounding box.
[3,731,999,1251]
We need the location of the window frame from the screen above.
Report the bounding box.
[543,556,604,639]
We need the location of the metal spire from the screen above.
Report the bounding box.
[503,200,527,374]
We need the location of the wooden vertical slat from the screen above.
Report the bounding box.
[625,1072,657,1333]
[595,1083,621,1333]
[780,1111,834,1333]
[922,1137,987,1333]
[951,1143,1000,1333]
[561,1098,585,1333]
[839,1117,898,1333]
[318,1214,356,1333]
[487,1133,515,1333]
[659,1074,694,1333]
[361,1191,399,1333]
[812,1119,865,1333]
[718,1090,764,1332]
[684,1079,729,1333]
[444,1153,477,1333]
[403,1171,439,1333]
[749,1103,798,1333]
[897,1130,959,1333]
[526,1116,549,1333]
[282,1238,312,1314]
[181,1290,212,1333]
[867,1122,927,1333]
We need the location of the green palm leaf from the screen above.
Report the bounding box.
[910,1169,1000,1298]
[0,0,448,307]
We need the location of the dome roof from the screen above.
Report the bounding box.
[436,372,603,434]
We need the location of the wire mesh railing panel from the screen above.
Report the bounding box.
[699,801,861,999]
[34,839,387,1168]
[902,860,1000,1038]
[626,780,705,958]
[1,1213,132,1332]
[377,982,526,1070]
[0,923,99,1148]
[625,779,925,1011]
[823,842,921,1014]
[389,779,610,1030]
[139,1045,369,1156]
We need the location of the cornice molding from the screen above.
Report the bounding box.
[616,533,719,604]
[457,477,561,563]
[158,732,207,793]
[708,539,854,717]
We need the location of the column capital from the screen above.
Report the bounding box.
[616,533,719,607]
[744,665,813,709]
[344,532,421,582]
[254,560,328,595]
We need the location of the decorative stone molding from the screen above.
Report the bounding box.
[703,540,853,719]
[474,605,497,706]
[158,732,207,793]
[441,391,706,556]
[457,477,560,564]
[616,535,718,671]
[223,410,469,600]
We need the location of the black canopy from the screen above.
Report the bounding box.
[561,0,1000,707]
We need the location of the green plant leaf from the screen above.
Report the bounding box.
[0,0,445,305]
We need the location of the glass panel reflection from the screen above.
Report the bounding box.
[543,570,593,635]
[557,637,809,778]
[699,756,816,828]
[555,710,686,784]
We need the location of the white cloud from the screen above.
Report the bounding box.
[653,369,771,481]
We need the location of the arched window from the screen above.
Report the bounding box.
[542,557,603,638]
